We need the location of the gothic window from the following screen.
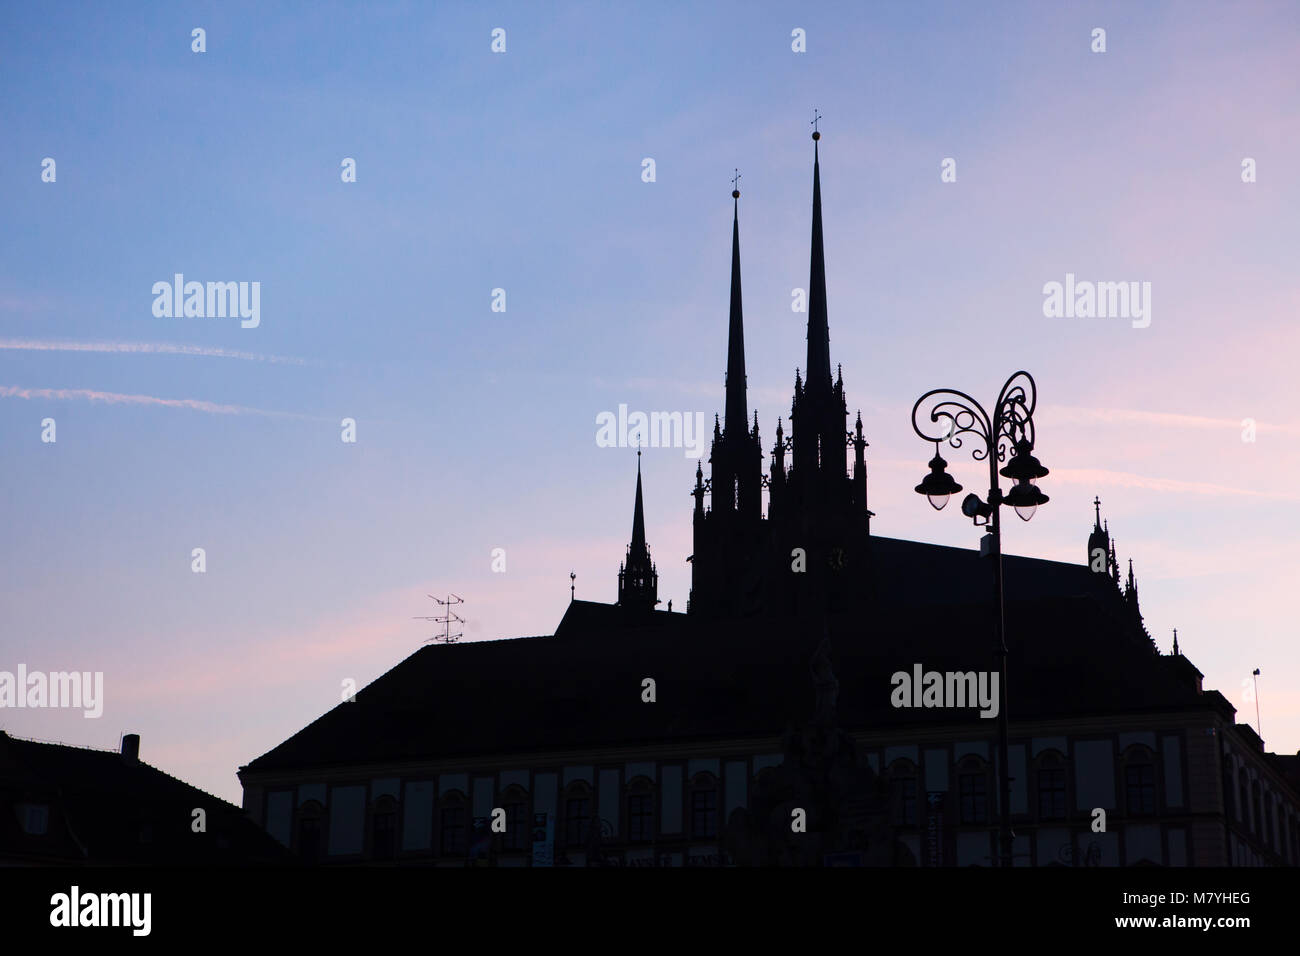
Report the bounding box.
[371,795,397,860]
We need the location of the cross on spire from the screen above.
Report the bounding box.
[731,168,741,193]
[811,108,822,134]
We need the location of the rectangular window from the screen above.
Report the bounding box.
[1125,765,1155,816]
[691,789,717,839]
[299,817,321,863]
[1038,768,1066,820]
[504,802,526,851]
[897,779,917,827]
[440,807,466,855]
[628,794,653,843]
[959,773,987,825]
[565,797,590,846]
[372,810,396,859]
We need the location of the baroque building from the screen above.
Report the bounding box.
[238,133,1300,867]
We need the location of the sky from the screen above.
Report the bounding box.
[1,1,1297,804]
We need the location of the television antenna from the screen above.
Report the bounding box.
[413,593,464,644]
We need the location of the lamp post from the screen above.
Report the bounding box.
[911,370,1049,869]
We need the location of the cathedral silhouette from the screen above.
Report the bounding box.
[239,133,1300,868]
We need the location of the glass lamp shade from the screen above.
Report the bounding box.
[915,452,962,509]
[1004,478,1049,521]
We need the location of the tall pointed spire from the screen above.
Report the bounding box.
[805,121,832,392]
[725,176,748,438]
[630,450,646,555]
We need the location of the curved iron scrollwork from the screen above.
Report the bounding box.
[911,370,1038,464]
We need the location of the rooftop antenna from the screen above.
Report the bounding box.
[413,593,464,644]
[570,571,576,603]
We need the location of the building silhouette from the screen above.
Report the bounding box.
[238,135,1300,867]
[1,730,291,865]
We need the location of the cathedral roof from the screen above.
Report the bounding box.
[240,536,1227,777]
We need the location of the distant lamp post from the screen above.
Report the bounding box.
[911,370,1049,869]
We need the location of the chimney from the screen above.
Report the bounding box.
[121,733,140,764]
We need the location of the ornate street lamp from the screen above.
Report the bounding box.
[910,370,1048,868]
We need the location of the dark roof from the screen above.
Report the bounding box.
[0,732,293,864]
[241,535,1232,777]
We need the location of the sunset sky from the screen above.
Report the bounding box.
[2,1,1297,803]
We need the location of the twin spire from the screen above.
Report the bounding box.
[724,179,748,440]
[805,129,833,394]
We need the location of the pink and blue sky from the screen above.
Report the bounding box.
[1,1,1297,803]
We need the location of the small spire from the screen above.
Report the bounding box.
[1172,628,1179,655]
[1093,496,1102,530]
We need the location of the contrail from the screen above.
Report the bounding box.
[0,338,313,366]
[0,385,325,420]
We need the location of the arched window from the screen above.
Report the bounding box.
[500,785,529,853]
[1122,747,1156,817]
[297,800,324,863]
[371,795,397,860]
[439,790,468,857]
[689,772,718,840]
[626,776,655,844]
[1035,750,1068,821]
[957,756,989,825]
